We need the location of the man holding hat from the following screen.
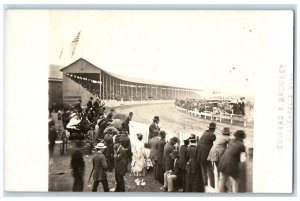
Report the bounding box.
[197,122,217,189]
[218,130,246,193]
[92,143,109,192]
[149,116,160,141]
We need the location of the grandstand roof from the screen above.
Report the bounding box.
[49,64,63,80]
[61,58,202,91]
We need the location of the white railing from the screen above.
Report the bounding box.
[175,106,247,127]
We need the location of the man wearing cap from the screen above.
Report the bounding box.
[207,127,231,179]
[197,122,217,189]
[186,134,204,192]
[148,116,160,141]
[161,150,181,192]
[113,135,127,192]
[156,130,167,184]
[218,130,246,193]
[92,143,109,192]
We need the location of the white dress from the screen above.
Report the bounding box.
[131,140,146,176]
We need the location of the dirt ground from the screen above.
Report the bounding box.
[49,102,253,192]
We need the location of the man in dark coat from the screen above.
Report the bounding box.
[148,116,160,141]
[197,122,217,188]
[48,119,57,158]
[156,130,166,184]
[113,136,127,192]
[186,135,204,192]
[178,138,189,192]
[218,130,246,193]
[92,143,109,192]
[120,132,132,172]
[93,98,101,115]
[122,112,133,134]
[103,132,114,172]
[163,137,179,171]
[148,130,159,179]
[87,97,93,111]
[75,99,83,113]
[71,141,85,192]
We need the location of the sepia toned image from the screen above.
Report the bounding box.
[47,10,258,193]
[4,8,294,194]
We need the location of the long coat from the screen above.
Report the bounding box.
[218,139,246,178]
[197,130,216,165]
[163,142,175,171]
[148,122,160,140]
[149,136,159,161]
[92,152,108,181]
[114,144,127,176]
[207,135,230,162]
[157,138,166,165]
[178,145,188,170]
[186,144,204,192]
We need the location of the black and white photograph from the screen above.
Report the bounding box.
[4,8,294,194]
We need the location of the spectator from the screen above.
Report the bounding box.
[92,143,109,192]
[71,141,85,192]
[149,116,160,141]
[163,137,179,172]
[122,112,133,134]
[178,138,189,192]
[103,131,115,172]
[157,131,167,184]
[48,118,57,158]
[149,130,160,180]
[197,122,217,189]
[207,127,231,180]
[161,150,181,192]
[144,143,153,172]
[131,133,147,185]
[218,130,246,193]
[87,97,93,111]
[186,135,204,192]
[113,135,127,192]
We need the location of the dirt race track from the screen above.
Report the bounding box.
[115,103,253,148]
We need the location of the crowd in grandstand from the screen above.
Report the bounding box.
[49,97,250,193]
[175,98,248,116]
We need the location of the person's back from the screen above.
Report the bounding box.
[71,148,85,192]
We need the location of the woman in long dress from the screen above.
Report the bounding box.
[131,133,147,185]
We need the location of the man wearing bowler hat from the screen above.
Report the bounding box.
[197,122,217,189]
[149,116,160,141]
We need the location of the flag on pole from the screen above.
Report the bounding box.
[70,31,81,57]
[59,47,63,59]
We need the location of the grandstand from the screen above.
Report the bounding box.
[60,58,201,105]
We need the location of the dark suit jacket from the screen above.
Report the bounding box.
[197,130,216,165]
[92,152,108,181]
[114,144,127,176]
[178,145,188,170]
[164,142,175,171]
[148,122,160,140]
[157,138,166,165]
[219,139,246,178]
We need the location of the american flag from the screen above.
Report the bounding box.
[70,31,81,57]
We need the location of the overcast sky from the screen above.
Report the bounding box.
[49,10,293,96]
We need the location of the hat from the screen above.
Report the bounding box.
[159,130,166,138]
[70,113,77,118]
[153,116,160,121]
[209,122,216,129]
[95,143,107,149]
[234,130,246,140]
[170,150,179,158]
[189,134,196,140]
[222,127,231,135]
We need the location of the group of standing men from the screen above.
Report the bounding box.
[148,119,247,193]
